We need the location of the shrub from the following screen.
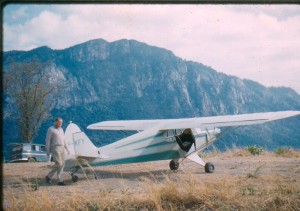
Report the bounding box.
[274,147,290,156]
[246,145,263,156]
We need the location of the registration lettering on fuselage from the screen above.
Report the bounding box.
[74,139,85,146]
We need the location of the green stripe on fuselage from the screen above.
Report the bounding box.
[91,150,181,167]
[115,131,165,149]
[134,140,175,151]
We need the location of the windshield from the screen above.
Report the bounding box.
[11,144,22,152]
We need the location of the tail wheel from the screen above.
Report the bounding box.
[205,162,215,173]
[169,160,179,170]
[72,175,79,183]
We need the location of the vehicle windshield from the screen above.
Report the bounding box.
[11,144,22,153]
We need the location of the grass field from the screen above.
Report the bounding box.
[3,148,300,210]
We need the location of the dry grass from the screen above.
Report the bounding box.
[3,150,300,210]
[274,147,300,158]
[203,146,300,158]
[3,173,300,210]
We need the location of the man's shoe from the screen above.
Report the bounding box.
[57,181,66,186]
[45,176,52,184]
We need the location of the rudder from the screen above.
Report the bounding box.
[65,122,98,158]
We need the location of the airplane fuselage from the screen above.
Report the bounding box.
[69,128,221,167]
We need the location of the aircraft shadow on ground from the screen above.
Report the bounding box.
[39,161,206,185]
[73,169,181,182]
[65,167,206,184]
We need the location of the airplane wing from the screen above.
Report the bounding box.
[87,111,300,131]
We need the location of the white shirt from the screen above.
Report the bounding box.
[45,126,67,154]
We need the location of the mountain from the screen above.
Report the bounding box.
[3,39,300,154]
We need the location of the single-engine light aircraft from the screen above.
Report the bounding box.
[64,111,300,182]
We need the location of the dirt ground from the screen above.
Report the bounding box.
[3,155,300,192]
[3,153,300,210]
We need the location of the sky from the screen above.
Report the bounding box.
[3,4,300,93]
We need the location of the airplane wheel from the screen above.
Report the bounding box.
[169,160,179,170]
[72,175,79,183]
[205,162,215,173]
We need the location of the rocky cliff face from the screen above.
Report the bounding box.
[3,39,300,150]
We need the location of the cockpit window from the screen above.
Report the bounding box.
[165,129,184,138]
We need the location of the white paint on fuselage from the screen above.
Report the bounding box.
[68,125,221,167]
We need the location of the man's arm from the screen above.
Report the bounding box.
[45,128,51,156]
[63,136,70,155]
[64,144,70,155]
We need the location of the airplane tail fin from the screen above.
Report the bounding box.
[65,122,99,158]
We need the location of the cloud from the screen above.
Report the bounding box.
[3,4,300,93]
[10,6,27,20]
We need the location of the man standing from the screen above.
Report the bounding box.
[45,117,70,186]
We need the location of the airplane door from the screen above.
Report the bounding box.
[175,129,195,152]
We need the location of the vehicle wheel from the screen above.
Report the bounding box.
[28,157,36,163]
[204,162,215,173]
[72,175,79,183]
[169,160,179,170]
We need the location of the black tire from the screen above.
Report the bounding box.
[28,157,36,163]
[169,160,179,170]
[205,162,215,173]
[72,175,79,183]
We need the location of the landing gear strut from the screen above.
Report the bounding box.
[204,162,215,173]
[70,165,80,183]
[169,160,179,170]
[70,159,99,183]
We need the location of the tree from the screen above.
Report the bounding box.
[4,58,60,143]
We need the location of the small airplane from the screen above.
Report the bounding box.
[64,110,300,182]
